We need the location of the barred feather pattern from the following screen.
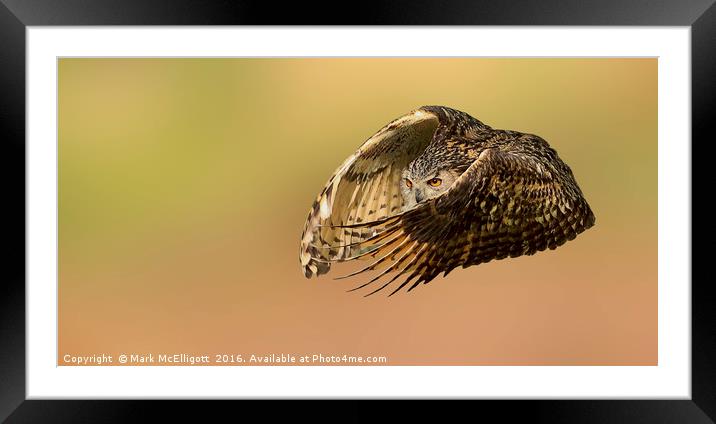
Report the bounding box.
[299,106,595,296]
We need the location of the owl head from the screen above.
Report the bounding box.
[400,158,465,210]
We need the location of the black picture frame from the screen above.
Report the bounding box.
[1,0,710,422]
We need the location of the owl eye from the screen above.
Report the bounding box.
[405,179,413,189]
[427,178,442,187]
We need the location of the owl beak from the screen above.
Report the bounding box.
[415,189,425,203]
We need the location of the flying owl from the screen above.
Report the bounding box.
[299,105,595,296]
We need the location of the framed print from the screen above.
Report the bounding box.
[1,0,711,422]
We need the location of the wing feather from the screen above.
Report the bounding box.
[300,109,440,277]
[324,135,594,295]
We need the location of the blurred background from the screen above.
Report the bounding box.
[58,58,656,365]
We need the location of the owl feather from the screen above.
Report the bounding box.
[299,106,595,296]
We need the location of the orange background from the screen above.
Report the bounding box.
[58,58,657,365]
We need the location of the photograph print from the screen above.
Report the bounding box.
[58,57,656,367]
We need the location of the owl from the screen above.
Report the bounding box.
[299,105,595,296]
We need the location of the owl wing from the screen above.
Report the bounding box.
[300,108,441,278]
[324,137,595,296]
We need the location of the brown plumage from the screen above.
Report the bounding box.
[299,105,595,296]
